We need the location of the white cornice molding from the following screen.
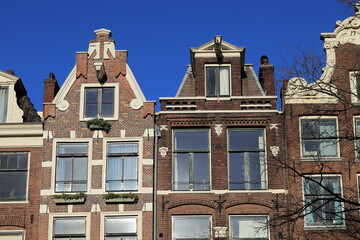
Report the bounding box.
[0,123,42,137]
[126,64,146,102]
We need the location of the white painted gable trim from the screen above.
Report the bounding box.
[52,65,76,104]
[126,64,146,102]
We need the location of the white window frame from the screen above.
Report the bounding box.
[229,215,269,240]
[49,213,90,240]
[357,174,360,203]
[172,129,211,191]
[102,137,143,194]
[100,212,142,240]
[349,71,360,103]
[353,116,360,161]
[205,64,231,97]
[302,174,345,229]
[0,86,8,123]
[227,128,267,190]
[0,230,25,240]
[0,152,30,203]
[51,139,92,194]
[172,215,212,240]
[79,83,119,121]
[299,116,340,161]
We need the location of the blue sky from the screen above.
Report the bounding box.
[0,0,352,112]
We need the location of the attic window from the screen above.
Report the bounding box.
[0,87,8,123]
[206,66,230,97]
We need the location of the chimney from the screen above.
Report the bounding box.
[43,73,59,103]
[259,55,275,96]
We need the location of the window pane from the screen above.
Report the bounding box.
[54,217,86,235]
[106,216,136,234]
[123,157,138,190]
[57,144,88,154]
[229,129,264,151]
[0,172,27,200]
[0,87,8,123]
[206,67,216,96]
[173,216,210,239]
[229,152,245,190]
[219,67,230,95]
[85,88,98,118]
[193,153,210,190]
[230,216,268,239]
[174,130,209,151]
[109,143,138,154]
[173,153,190,190]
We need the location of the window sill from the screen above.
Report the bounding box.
[0,201,29,204]
[304,225,346,230]
[300,157,342,162]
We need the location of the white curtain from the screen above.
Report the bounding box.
[0,87,8,123]
[219,67,230,95]
[124,157,137,190]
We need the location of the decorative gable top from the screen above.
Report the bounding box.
[284,5,360,104]
[190,38,244,54]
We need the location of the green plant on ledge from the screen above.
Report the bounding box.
[52,192,86,200]
[86,118,112,133]
[103,192,139,201]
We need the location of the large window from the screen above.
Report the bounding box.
[228,129,266,190]
[56,143,88,192]
[84,87,114,118]
[106,142,138,191]
[0,87,8,123]
[303,176,343,226]
[206,66,230,97]
[105,216,137,240]
[230,216,269,240]
[53,217,86,240]
[0,153,28,201]
[173,216,211,240]
[0,232,24,240]
[173,130,210,191]
[301,118,338,158]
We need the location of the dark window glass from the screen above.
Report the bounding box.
[84,87,114,118]
[0,153,28,201]
[206,66,230,97]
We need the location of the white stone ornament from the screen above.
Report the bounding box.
[56,100,70,111]
[270,146,280,157]
[159,147,168,158]
[214,124,222,136]
[130,99,143,110]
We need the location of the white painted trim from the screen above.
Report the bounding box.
[299,116,340,160]
[142,158,153,165]
[52,66,76,104]
[91,160,103,165]
[79,83,119,121]
[40,205,48,214]
[191,39,244,52]
[157,110,280,115]
[0,230,25,240]
[100,211,143,240]
[0,123,42,137]
[48,213,91,240]
[50,138,93,194]
[42,161,52,168]
[41,189,51,196]
[102,137,144,193]
[157,189,287,195]
[126,64,146,102]
[160,96,277,100]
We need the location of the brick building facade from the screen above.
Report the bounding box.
[0,70,42,240]
[39,29,155,240]
[282,7,360,240]
[155,36,287,239]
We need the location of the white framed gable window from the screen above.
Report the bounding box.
[0,87,8,123]
[228,128,267,190]
[79,83,119,121]
[230,215,269,240]
[172,215,211,240]
[349,71,360,103]
[53,217,86,240]
[56,143,88,192]
[303,175,344,227]
[106,142,138,191]
[300,117,339,159]
[205,65,230,97]
[173,129,210,191]
[0,152,28,201]
[105,216,137,240]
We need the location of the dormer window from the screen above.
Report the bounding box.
[206,65,230,97]
[0,87,8,123]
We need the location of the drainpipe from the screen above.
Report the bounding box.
[153,125,161,240]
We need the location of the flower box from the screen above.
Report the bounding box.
[103,193,138,204]
[104,197,137,203]
[53,197,86,204]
